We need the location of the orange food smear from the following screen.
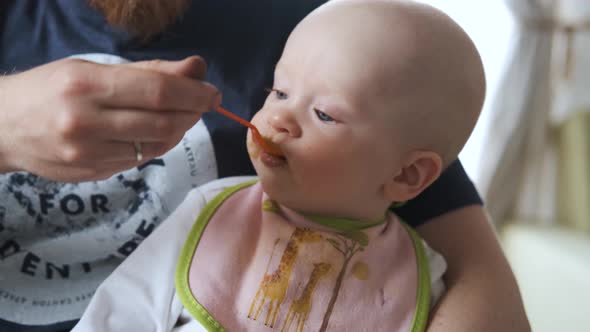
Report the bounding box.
[216,107,283,156]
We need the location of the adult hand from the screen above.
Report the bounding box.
[0,56,220,182]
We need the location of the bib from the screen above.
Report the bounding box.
[176,181,430,331]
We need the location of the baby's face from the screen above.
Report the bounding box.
[246,0,485,220]
[247,14,406,220]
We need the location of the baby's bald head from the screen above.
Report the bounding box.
[251,0,486,214]
[291,0,486,167]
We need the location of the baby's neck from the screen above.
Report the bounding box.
[274,201,389,234]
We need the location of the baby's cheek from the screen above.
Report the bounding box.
[316,149,366,178]
[246,133,260,159]
[300,151,346,176]
[312,142,352,162]
[250,110,265,126]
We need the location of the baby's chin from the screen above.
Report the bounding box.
[257,175,313,213]
[257,171,292,199]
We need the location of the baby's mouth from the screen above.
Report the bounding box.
[260,150,287,167]
[253,133,284,158]
[253,135,287,167]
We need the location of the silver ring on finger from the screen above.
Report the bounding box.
[133,142,143,162]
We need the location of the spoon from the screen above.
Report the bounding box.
[215,106,283,156]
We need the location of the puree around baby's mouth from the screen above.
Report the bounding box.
[255,134,283,157]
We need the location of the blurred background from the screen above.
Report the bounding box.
[416,0,590,331]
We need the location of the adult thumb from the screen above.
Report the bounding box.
[126,55,208,80]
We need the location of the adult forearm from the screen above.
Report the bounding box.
[426,260,530,332]
[418,205,531,332]
[0,75,17,173]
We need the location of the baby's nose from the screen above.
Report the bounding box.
[268,111,302,138]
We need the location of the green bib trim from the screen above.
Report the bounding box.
[403,223,432,332]
[175,180,257,332]
[304,212,386,232]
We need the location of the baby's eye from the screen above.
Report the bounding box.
[314,109,334,122]
[268,88,288,100]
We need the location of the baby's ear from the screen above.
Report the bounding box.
[384,151,443,202]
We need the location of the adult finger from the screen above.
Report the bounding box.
[75,108,200,142]
[100,140,172,162]
[95,64,221,112]
[39,139,173,165]
[126,56,208,80]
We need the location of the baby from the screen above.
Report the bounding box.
[74,0,485,331]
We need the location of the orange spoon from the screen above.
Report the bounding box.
[215,106,283,156]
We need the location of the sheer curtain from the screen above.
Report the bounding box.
[479,0,557,226]
[480,0,590,229]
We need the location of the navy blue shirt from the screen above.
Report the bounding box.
[0,1,481,330]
